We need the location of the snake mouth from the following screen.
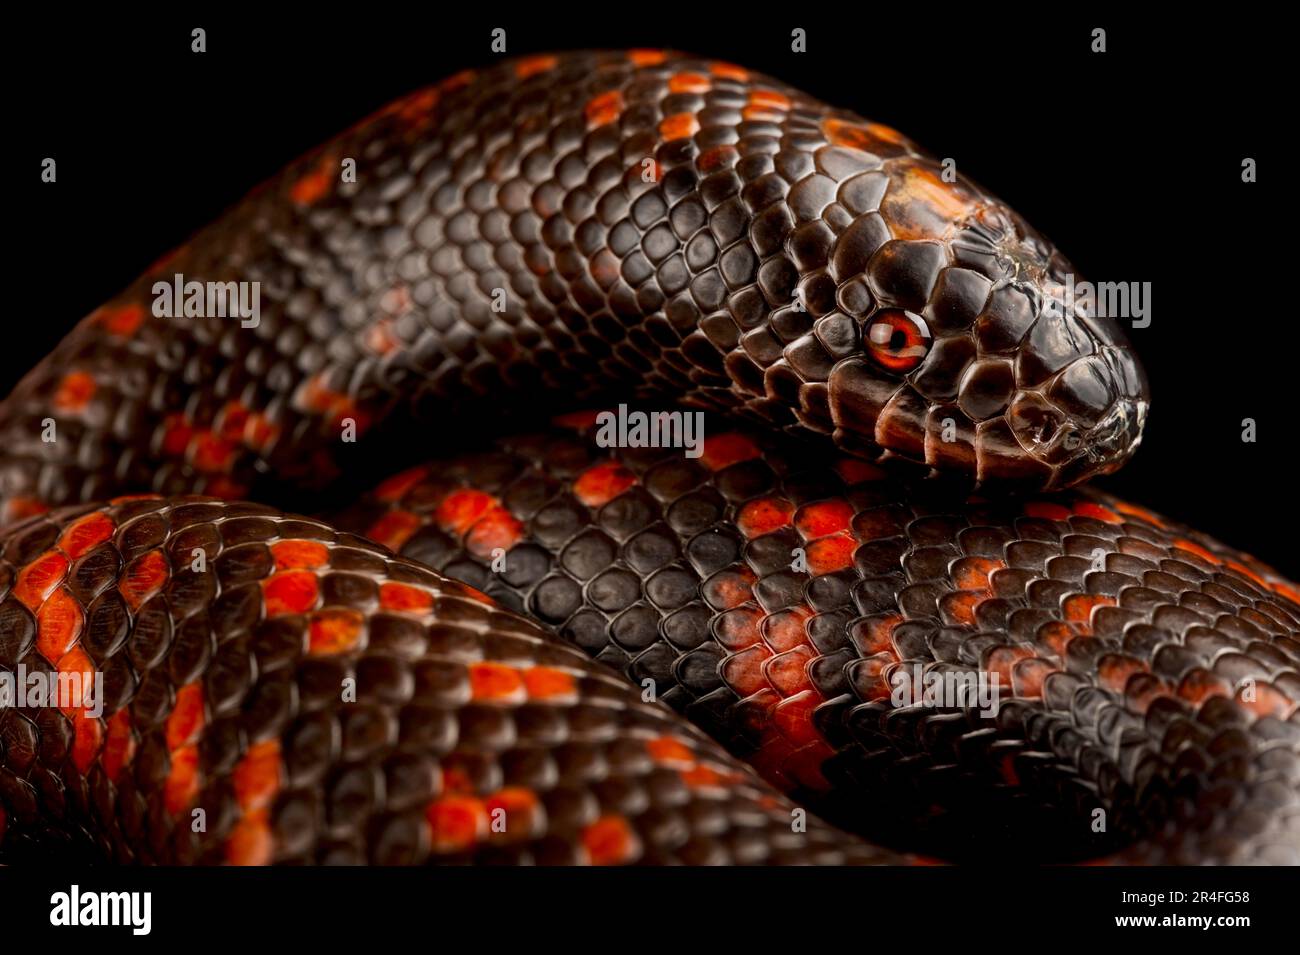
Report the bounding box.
[1009,394,1148,489]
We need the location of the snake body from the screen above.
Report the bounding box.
[0,50,1296,865]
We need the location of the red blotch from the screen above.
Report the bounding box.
[379,581,434,614]
[696,145,737,172]
[58,511,115,559]
[515,54,558,78]
[1238,683,1295,720]
[709,62,750,81]
[702,566,756,609]
[628,49,667,66]
[1178,669,1230,706]
[373,465,429,502]
[585,90,624,128]
[939,590,983,627]
[680,764,741,790]
[1173,538,1220,565]
[484,787,541,839]
[216,401,251,444]
[702,433,759,472]
[762,607,812,653]
[308,608,365,655]
[573,461,637,507]
[795,500,855,539]
[714,606,763,650]
[166,683,206,751]
[191,432,239,474]
[805,534,857,574]
[269,539,329,570]
[465,508,524,558]
[1062,593,1116,625]
[737,497,794,538]
[290,154,336,205]
[468,662,526,703]
[102,709,135,783]
[36,587,83,663]
[225,809,274,866]
[262,570,319,616]
[96,303,146,337]
[427,796,488,853]
[1024,501,1072,521]
[164,745,201,816]
[986,646,1035,689]
[233,740,282,812]
[55,647,96,716]
[522,666,577,702]
[366,510,421,551]
[952,556,1005,591]
[1073,501,1122,523]
[646,737,697,769]
[669,72,711,93]
[4,497,49,522]
[720,645,774,697]
[117,550,168,610]
[1098,655,1147,694]
[13,551,70,610]
[766,645,817,696]
[53,371,96,412]
[160,413,194,457]
[582,816,640,866]
[435,489,495,535]
[659,112,701,140]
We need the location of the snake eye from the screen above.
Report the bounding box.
[865,309,932,373]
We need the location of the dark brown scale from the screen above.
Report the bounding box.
[0,497,894,865]
[338,415,1300,864]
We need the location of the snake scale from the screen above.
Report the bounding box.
[1,50,1296,866]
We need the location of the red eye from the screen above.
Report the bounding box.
[865,309,932,372]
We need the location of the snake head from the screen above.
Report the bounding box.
[778,138,1152,491]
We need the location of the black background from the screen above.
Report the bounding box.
[10,9,1293,573]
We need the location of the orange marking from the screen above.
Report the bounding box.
[585,90,624,128]
[58,511,115,559]
[1177,670,1230,706]
[373,465,428,502]
[646,736,696,769]
[700,433,761,470]
[738,497,794,537]
[484,787,540,838]
[1062,593,1117,625]
[225,809,274,866]
[1024,501,1072,521]
[308,608,365,655]
[582,815,640,866]
[160,413,194,457]
[772,691,830,750]
[551,409,603,430]
[940,590,983,626]
[166,683,206,751]
[953,557,1005,591]
[379,581,434,614]
[117,550,168,610]
[13,551,69,610]
[261,570,319,616]
[795,500,855,539]
[244,411,280,451]
[1173,538,1220,565]
[763,607,813,653]
[1111,500,1165,527]
[748,89,791,110]
[659,112,700,140]
[468,662,526,703]
[514,54,558,79]
[95,303,146,337]
[233,740,282,812]
[53,371,96,412]
[269,539,329,571]
[465,507,524,558]
[704,566,756,609]
[697,145,737,172]
[1238,683,1295,720]
[882,164,980,241]
[71,712,104,775]
[1098,655,1147,694]
[427,796,488,853]
[680,764,741,790]
[164,745,201,816]
[4,497,49,521]
[573,461,638,507]
[191,432,239,473]
[366,510,421,551]
[36,587,83,663]
[56,647,97,716]
[290,154,336,205]
[721,645,773,696]
[766,645,817,696]
[102,709,135,783]
[522,666,578,702]
[628,49,667,67]
[709,62,750,82]
[668,72,711,94]
[1073,501,1122,524]
[439,70,476,93]
[1037,620,1078,657]
[436,489,495,535]
[217,401,251,444]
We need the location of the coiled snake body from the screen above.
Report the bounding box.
[1,51,1296,865]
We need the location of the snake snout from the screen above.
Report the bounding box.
[1008,347,1150,488]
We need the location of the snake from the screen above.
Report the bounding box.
[1,50,1296,866]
